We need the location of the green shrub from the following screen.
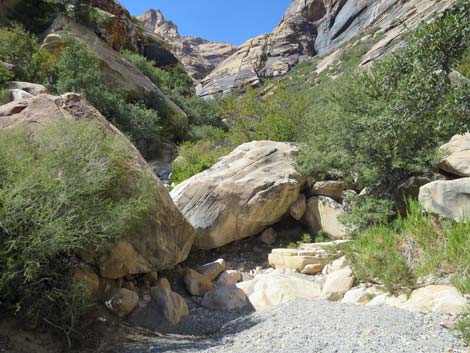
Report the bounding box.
[0,64,13,99]
[456,310,470,345]
[121,50,193,97]
[0,119,156,342]
[220,83,306,144]
[172,140,230,185]
[342,225,413,292]
[343,200,470,294]
[340,195,396,233]
[0,23,56,84]
[56,41,161,157]
[298,1,470,190]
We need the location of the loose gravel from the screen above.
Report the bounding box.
[118,299,467,353]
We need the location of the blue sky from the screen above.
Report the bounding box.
[120,0,292,45]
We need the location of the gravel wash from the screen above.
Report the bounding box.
[119,299,467,353]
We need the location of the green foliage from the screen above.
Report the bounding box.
[0,24,56,84]
[342,200,470,294]
[340,195,396,233]
[171,138,231,185]
[121,50,193,97]
[55,41,161,157]
[220,83,306,144]
[456,49,470,78]
[342,225,413,292]
[0,64,13,98]
[297,2,470,190]
[456,310,470,345]
[121,50,222,133]
[0,119,156,340]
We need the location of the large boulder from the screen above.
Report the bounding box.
[171,141,306,249]
[437,134,470,177]
[0,94,196,277]
[303,196,348,240]
[419,178,470,221]
[237,273,322,311]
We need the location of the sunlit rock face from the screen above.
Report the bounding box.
[138,9,237,81]
[198,0,457,97]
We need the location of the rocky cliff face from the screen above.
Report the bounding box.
[198,0,456,97]
[138,9,237,80]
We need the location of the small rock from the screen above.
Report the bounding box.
[151,278,189,325]
[216,270,243,287]
[289,194,307,220]
[105,288,139,318]
[184,268,214,296]
[301,263,324,275]
[311,181,346,201]
[201,284,250,311]
[321,267,354,301]
[196,259,226,281]
[326,256,348,274]
[259,228,277,245]
[143,271,159,285]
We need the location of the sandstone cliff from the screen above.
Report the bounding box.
[198,0,456,96]
[138,9,237,80]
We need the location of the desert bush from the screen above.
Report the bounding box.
[0,24,56,84]
[56,41,161,157]
[220,82,306,144]
[342,200,470,294]
[456,310,470,345]
[0,119,156,342]
[121,50,193,97]
[340,195,396,233]
[171,139,231,185]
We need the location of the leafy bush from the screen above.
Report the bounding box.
[0,24,56,84]
[121,50,193,97]
[121,50,222,132]
[56,41,161,157]
[456,309,470,345]
[340,195,396,233]
[171,139,230,185]
[0,119,156,342]
[298,1,470,190]
[0,64,13,99]
[342,200,470,294]
[220,83,306,144]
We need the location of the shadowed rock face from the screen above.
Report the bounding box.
[198,0,457,97]
[137,9,237,80]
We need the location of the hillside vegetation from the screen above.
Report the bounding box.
[0,0,469,349]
